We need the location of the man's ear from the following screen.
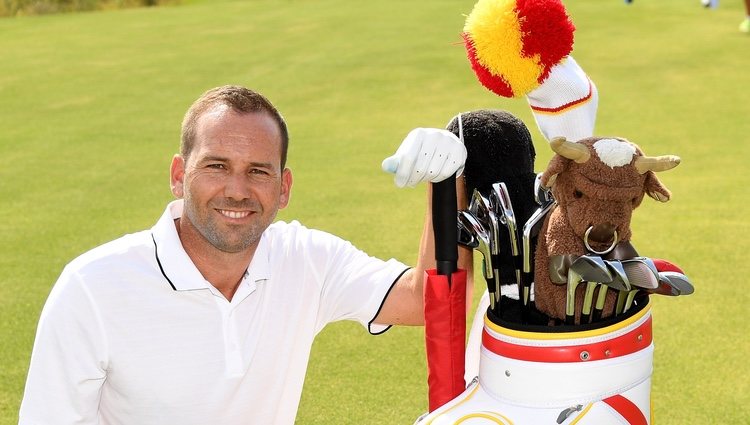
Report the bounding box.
[170,154,185,198]
[279,168,293,209]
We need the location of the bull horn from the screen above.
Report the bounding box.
[634,155,681,174]
[550,137,590,164]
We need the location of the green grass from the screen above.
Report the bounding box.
[1,0,749,423]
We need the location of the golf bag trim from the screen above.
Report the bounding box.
[482,303,652,363]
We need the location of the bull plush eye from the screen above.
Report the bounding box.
[574,190,583,199]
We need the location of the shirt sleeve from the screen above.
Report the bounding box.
[308,229,409,335]
[19,267,108,425]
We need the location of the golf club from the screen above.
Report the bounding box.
[469,190,502,308]
[658,271,695,295]
[457,212,478,249]
[490,182,523,310]
[520,195,555,315]
[565,268,584,325]
[605,260,631,316]
[458,210,497,310]
[622,257,659,289]
[571,255,613,323]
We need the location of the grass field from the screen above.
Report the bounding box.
[1,0,749,423]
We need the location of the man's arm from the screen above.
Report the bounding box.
[374,128,473,326]
[19,269,107,424]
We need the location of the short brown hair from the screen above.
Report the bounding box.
[181,85,289,168]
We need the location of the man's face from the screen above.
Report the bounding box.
[170,106,292,254]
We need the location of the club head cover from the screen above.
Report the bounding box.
[447,110,537,285]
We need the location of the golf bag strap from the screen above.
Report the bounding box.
[603,394,648,425]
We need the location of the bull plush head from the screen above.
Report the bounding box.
[541,136,680,252]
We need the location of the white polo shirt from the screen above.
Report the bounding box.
[20,200,408,425]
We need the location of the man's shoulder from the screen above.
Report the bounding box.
[265,220,347,248]
[66,229,153,275]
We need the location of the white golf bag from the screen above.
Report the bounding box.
[418,293,653,425]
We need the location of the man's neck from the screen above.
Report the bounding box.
[174,218,257,301]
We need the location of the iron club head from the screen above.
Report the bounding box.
[490,182,519,255]
[658,271,695,295]
[457,213,479,249]
[604,260,631,291]
[622,258,659,290]
[458,210,493,279]
[470,189,499,256]
[571,255,613,283]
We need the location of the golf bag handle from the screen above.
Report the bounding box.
[432,174,458,280]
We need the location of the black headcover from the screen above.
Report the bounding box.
[446,110,538,286]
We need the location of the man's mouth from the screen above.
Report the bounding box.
[217,209,252,219]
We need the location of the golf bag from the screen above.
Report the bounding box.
[418,298,654,425]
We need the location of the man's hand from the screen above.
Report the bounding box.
[382,128,466,188]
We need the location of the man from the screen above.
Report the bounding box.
[19,85,467,424]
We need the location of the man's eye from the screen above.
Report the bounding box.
[207,164,225,169]
[250,169,269,175]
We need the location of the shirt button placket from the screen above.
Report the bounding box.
[223,306,243,377]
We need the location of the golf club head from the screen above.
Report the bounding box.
[571,255,613,283]
[651,277,681,296]
[470,190,499,255]
[659,271,695,295]
[533,172,553,206]
[490,182,519,255]
[622,259,659,290]
[457,213,479,249]
[521,200,555,273]
[458,210,493,279]
[604,260,631,291]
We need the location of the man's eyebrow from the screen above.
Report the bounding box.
[249,161,274,168]
[197,155,275,169]
[197,155,229,163]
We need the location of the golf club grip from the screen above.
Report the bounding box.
[432,175,458,277]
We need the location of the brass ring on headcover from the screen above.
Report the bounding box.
[584,226,618,255]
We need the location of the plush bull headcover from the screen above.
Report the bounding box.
[533,136,680,322]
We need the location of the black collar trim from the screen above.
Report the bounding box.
[151,232,176,291]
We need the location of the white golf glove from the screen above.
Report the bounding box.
[381,128,466,188]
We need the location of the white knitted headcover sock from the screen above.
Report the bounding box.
[526,56,598,142]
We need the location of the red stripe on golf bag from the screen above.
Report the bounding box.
[481,315,652,363]
[603,394,648,425]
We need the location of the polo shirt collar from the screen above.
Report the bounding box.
[151,200,272,292]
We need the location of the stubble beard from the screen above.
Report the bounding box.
[183,196,273,254]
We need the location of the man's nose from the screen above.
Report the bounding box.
[224,172,252,200]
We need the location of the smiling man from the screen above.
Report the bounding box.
[19,85,467,424]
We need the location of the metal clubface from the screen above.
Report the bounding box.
[469,190,501,307]
[522,201,555,274]
[521,183,556,312]
[457,212,478,249]
[570,255,613,283]
[458,210,498,310]
[458,211,493,279]
[490,182,524,309]
[604,260,631,291]
[658,271,695,295]
[533,172,552,206]
[622,258,659,290]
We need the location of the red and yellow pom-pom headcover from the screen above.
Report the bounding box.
[463,0,575,98]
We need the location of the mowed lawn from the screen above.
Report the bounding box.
[1,0,748,423]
